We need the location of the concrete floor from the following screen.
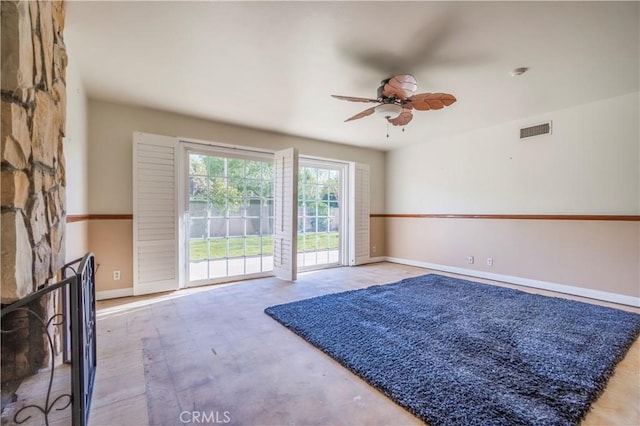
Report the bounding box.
[98,262,423,426]
[3,262,639,425]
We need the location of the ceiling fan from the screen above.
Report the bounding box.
[332,74,456,127]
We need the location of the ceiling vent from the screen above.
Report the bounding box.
[520,121,552,139]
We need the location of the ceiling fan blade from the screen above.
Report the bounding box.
[382,75,418,100]
[387,108,414,126]
[339,5,460,75]
[331,95,379,103]
[344,106,377,122]
[409,92,457,110]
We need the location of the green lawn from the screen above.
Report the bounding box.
[189,232,339,261]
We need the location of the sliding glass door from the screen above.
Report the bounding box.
[187,150,274,284]
[185,146,348,285]
[135,134,366,294]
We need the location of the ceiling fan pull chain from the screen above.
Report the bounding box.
[386,121,390,138]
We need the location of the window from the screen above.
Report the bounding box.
[187,151,275,283]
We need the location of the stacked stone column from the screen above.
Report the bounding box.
[1,0,67,379]
[1,0,67,302]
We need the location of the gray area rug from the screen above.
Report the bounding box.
[265,274,640,426]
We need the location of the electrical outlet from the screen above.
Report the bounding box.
[467,256,474,264]
[486,258,494,267]
[113,270,121,280]
[372,246,377,254]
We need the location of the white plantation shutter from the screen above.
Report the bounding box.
[133,132,179,295]
[349,162,370,265]
[273,148,298,281]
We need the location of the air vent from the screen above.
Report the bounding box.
[520,121,552,139]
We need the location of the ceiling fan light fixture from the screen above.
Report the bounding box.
[375,103,403,119]
[332,74,456,130]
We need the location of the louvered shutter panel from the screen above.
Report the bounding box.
[273,148,298,281]
[349,163,370,265]
[133,132,179,295]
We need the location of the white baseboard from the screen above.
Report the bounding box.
[384,257,640,308]
[365,256,387,264]
[96,287,134,301]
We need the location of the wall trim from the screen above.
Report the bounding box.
[66,214,90,223]
[371,214,640,221]
[67,214,133,223]
[96,287,134,301]
[384,257,640,308]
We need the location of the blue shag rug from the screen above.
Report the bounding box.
[264,274,640,426]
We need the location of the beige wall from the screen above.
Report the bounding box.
[386,92,639,215]
[65,221,88,262]
[87,100,386,293]
[370,216,386,258]
[63,43,89,260]
[88,219,133,292]
[88,100,386,214]
[386,218,639,298]
[384,93,640,299]
[83,88,639,298]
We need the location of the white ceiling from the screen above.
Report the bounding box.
[66,1,639,151]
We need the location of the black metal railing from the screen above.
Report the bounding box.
[1,252,97,426]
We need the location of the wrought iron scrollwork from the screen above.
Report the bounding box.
[0,302,72,426]
[1,252,97,426]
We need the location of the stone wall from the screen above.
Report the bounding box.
[1,0,67,380]
[1,0,67,302]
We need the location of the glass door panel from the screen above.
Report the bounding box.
[297,162,343,270]
[187,152,274,284]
